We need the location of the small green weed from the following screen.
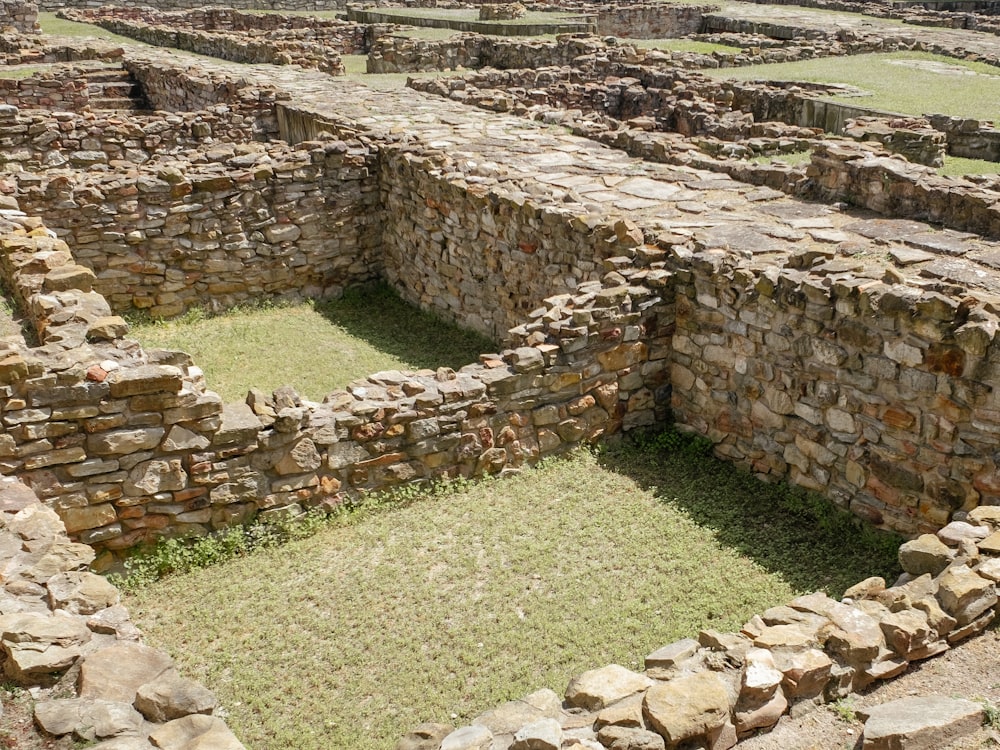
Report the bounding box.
[980,697,1000,731]
[831,696,858,723]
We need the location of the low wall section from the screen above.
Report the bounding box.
[0,204,673,558]
[594,3,717,38]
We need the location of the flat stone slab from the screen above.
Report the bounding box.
[860,695,983,750]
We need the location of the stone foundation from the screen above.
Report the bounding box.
[595,3,719,39]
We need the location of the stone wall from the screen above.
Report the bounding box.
[379,147,649,340]
[366,33,644,73]
[670,245,1000,534]
[58,7,404,75]
[0,203,673,558]
[928,113,1000,162]
[594,3,718,39]
[806,140,1000,238]
[347,7,594,37]
[0,475,247,748]
[0,0,38,33]
[410,509,1000,749]
[39,0,348,10]
[0,67,89,110]
[11,136,383,318]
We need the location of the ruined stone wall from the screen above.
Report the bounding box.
[0,206,673,556]
[11,137,383,318]
[0,476,248,748]
[417,513,1000,750]
[366,33,643,74]
[0,105,271,174]
[60,9,376,74]
[670,251,1000,534]
[594,3,717,38]
[123,57,280,139]
[806,141,1000,238]
[0,0,37,33]
[0,69,88,110]
[928,114,1000,162]
[39,0,348,10]
[379,147,649,341]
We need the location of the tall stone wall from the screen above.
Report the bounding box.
[671,251,1000,534]
[0,205,673,559]
[379,148,645,340]
[12,137,383,319]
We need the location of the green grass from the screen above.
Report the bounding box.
[127,285,495,403]
[937,154,1000,177]
[122,436,900,750]
[627,38,742,55]
[708,52,1000,121]
[0,66,45,80]
[751,150,813,166]
[37,12,136,45]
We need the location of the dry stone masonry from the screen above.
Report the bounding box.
[0,475,244,748]
[1,3,1000,748]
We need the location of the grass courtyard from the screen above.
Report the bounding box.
[127,284,495,403]
[123,439,900,750]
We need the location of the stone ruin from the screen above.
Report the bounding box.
[0,0,998,748]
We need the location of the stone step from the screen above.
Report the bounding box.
[87,96,143,111]
[859,695,984,750]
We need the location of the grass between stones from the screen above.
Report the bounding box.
[627,38,743,54]
[36,12,136,45]
[708,51,1000,121]
[126,284,495,404]
[121,436,900,750]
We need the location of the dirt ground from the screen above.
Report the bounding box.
[738,624,1000,750]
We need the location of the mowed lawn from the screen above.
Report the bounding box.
[128,285,495,403]
[124,444,900,750]
[709,51,1000,122]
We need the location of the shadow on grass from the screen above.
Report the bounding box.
[597,434,902,598]
[313,282,497,373]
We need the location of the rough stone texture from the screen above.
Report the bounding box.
[0,477,241,745]
[859,695,984,750]
[565,665,654,712]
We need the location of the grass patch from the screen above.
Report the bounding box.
[127,285,495,403]
[627,38,742,55]
[707,52,1000,121]
[937,154,1000,177]
[751,150,813,166]
[37,12,136,45]
[123,433,900,750]
[0,65,45,80]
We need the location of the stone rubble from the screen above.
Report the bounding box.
[0,474,243,748]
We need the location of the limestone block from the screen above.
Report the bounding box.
[595,724,665,750]
[79,642,174,703]
[565,664,654,712]
[439,725,494,750]
[642,672,732,746]
[148,714,245,750]
[898,535,954,576]
[859,696,983,750]
[473,688,561,735]
[35,698,144,741]
[134,668,218,722]
[511,718,562,750]
[107,365,183,398]
[46,571,119,615]
[936,565,998,626]
[0,611,91,682]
